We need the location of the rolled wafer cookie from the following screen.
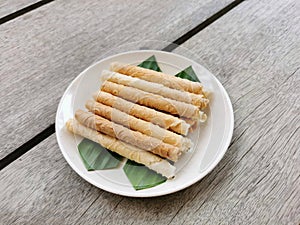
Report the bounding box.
[182,117,201,132]
[66,119,175,178]
[86,99,192,152]
[101,70,209,109]
[110,62,203,94]
[101,81,204,120]
[75,110,181,161]
[93,91,190,135]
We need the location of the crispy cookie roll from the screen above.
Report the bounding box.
[75,110,181,161]
[85,99,192,151]
[93,91,191,135]
[110,62,204,94]
[101,70,209,109]
[66,119,175,178]
[101,81,205,120]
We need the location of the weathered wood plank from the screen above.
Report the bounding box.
[0,134,247,225]
[0,135,123,224]
[0,0,40,18]
[77,0,299,224]
[1,0,299,224]
[0,0,234,158]
[172,0,300,224]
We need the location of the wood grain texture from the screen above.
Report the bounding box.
[0,0,40,18]
[0,135,123,224]
[172,0,300,224]
[0,0,233,158]
[0,134,202,225]
[1,0,299,224]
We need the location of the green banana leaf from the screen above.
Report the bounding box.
[78,139,123,171]
[123,160,167,190]
[175,65,201,82]
[138,55,162,72]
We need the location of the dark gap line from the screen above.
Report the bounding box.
[0,0,55,25]
[0,0,245,169]
[162,0,245,52]
[0,124,55,170]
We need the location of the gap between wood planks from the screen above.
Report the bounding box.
[0,0,54,25]
[0,0,245,170]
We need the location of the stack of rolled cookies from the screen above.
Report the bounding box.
[66,62,209,179]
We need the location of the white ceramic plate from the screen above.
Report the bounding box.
[55,50,234,197]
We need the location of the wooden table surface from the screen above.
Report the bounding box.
[0,0,299,224]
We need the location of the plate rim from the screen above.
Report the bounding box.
[55,49,234,197]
